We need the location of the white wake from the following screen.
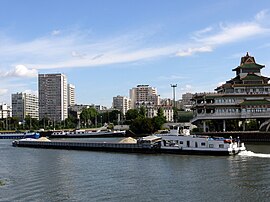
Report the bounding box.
[238,150,270,158]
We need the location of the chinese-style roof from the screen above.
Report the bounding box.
[241,73,268,81]
[232,52,265,71]
[239,99,270,106]
[233,63,265,71]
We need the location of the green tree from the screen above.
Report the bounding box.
[152,108,166,131]
[80,108,98,128]
[125,109,139,121]
[139,106,146,117]
[130,117,154,135]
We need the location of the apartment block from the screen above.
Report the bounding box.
[12,92,38,121]
[38,73,68,121]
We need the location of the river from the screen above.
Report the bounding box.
[0,139,270,202]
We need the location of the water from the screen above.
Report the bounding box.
[0,140,270,202]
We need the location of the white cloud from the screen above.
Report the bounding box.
[1,65,38,78]
[0,10,269,71]
[255,9,268,22]
[193,27,213,37]
[197,22,267,45]
[0,89,8,95]
[176,10,270,57]
[51,30,61,36]
[176,46,212,57]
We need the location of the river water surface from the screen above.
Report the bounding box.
[0,139,270,202]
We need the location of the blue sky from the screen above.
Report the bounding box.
[1,0,270,107]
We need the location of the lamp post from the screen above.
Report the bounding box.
[171,84,177,122]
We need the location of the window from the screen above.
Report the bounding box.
[209,144,214,148]
[219,144,224,148]
[201,142,206,146]
[180,141,183,144]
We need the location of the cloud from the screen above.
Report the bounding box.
[51,30,61,36]
[1,65,38,78]
[176,10,270,57]
[255,9,268,22]
[176,46,212,57]
[0,10,269,71]
[197,22,267,45]
[193,27,213,37]
[0,89,8,95]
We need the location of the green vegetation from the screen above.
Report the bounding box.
[128,108,166,135]
[0,106,166,134]
[0,107,124,131]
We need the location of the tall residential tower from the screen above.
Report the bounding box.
[68,84,75,107]
[12,92,39,121]
[38,73,68,121]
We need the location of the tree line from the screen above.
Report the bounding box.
[0,106,167,134]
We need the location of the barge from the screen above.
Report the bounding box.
[0,132,40,139]
[12,126,246,155]
[12,136,161,153]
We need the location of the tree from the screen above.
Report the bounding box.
[130,117,154,135]
[80,108,98,128]
[125,109,139,121]
[139,106,146,117]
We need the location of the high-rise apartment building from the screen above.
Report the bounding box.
[0,103,12,119]
[12,92,39,121]
[68,84,75,107]
[129,85,160,109]
[112,95,131,115]
[38,73,68,121]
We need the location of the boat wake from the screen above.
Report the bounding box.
[238,150,270,158]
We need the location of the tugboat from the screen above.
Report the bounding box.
[155,125,246,155]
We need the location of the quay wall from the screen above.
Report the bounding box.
[194,131,270,142]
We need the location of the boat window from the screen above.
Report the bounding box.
[163,140,166,146]
[180,141,183,144]
[209,144,214,148]
[187,141,190,147]
[219,144,224,148]
[201,142,206,146]
[195,142,198,148]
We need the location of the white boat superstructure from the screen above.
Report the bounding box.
[51,129,126,137]
[155,125,246,155]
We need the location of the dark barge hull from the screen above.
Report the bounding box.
[12,140,158,154]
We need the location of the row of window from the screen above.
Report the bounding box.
[163,140,224,148]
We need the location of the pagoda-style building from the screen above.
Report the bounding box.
[191,53,270,132]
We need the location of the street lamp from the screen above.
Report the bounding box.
[171,84,177,122]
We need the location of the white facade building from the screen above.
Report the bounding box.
[68,84,75,107]
[38,73,68,121]
[12,93,39,121]
[112,95,131,115]
[0,103,12,119]
[129,85,160,109]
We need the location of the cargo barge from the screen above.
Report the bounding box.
[12,136,160,154]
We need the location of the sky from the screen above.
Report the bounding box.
[1,0,270,107]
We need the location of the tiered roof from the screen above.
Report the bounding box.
[215,53,269,92]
